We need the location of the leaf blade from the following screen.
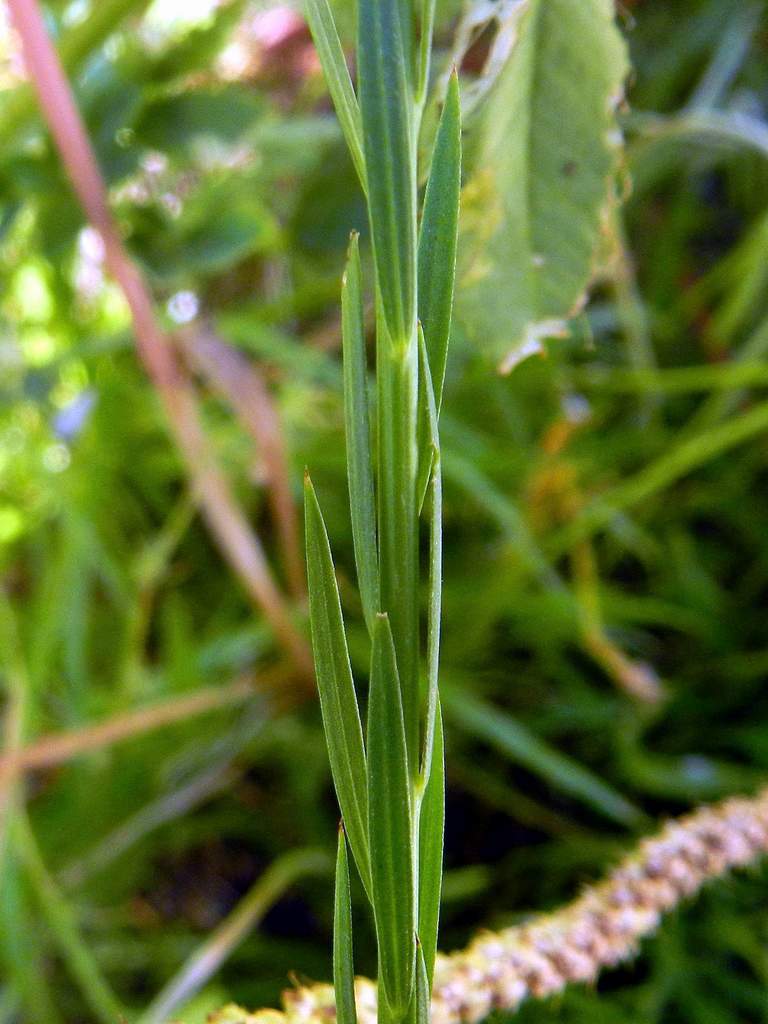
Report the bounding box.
[357,0,416,343]
[416,0,437,106]
[304,0,366,189]
[304,475,371,890]
[342,233,379,633]
[417,703,444,991]
[418,70,461,413]
[457,0,628,369]
[442,683,643,827]
[417,327,441,775]
[367,613,415,1015]
[333,827,358,1024]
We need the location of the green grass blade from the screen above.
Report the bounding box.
[417,702,444,991]
[417,328,441,775]
[416,322,435,513]
[0,858,63,1024]
[416,0,437,107]
[442,684,644,828]
[342,233,379,633]
[399,0,415,87]
[14,813,125,1024]
[404,942,430,1024]
[304,475,371,890]
[334,827,358,1024]
[367,613,415,1015]
[304,0,367,189]
[548,397,768,557]
[358,0,416,343]
[414,943,430,1024]
[418,71,461,414]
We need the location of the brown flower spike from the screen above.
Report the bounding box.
[210,786,768,1024]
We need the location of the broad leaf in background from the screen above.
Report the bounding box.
[133,87,264,154]
[457,0,628,371]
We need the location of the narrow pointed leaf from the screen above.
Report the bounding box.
[425,461,441,773]
[342,233,379,633]
[442,683,643,827]
[333,827,358,1024]
[399,0,415,86]
[414,943,430,1024]
[417,703,444,991]
[417,329,441,776]
[416,0,437,106]
[358,0,416,343]
[367,614,415,1015]
[418,71,461,413]
[304,476,371,890]
[403,942,431,1024]
[416,322,436,513]
[304,0,366,189]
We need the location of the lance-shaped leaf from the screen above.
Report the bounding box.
[417,703,444,991]
[342,233,379,633]
[416,322,434,513]
[414,942,431,1024]
[357,0,416,344]
[457,0,628,371]
[418,70,461,413]
[333,826,358,1024]
[403,941,431,1024]
[417,329,441,774]
[399,0,415,86]
[367,613,415,1015]
[304,0,366,189]
[416,0,437,107]
[304,475,371,891]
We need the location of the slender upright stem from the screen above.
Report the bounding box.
[305,6,459,1024]
[376,326,421,775]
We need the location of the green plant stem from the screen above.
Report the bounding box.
[376,325,421,776]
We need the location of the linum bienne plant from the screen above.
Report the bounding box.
[302,3,461,1024]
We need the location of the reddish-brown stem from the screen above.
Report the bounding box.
[0,676,256,778]
[178,324,305,600]
[7,0,312,679]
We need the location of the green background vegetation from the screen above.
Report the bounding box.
[2,0,768,1021]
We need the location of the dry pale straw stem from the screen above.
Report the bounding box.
[210,785,768,1024]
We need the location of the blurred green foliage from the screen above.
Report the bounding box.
[2,0,768,1021]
